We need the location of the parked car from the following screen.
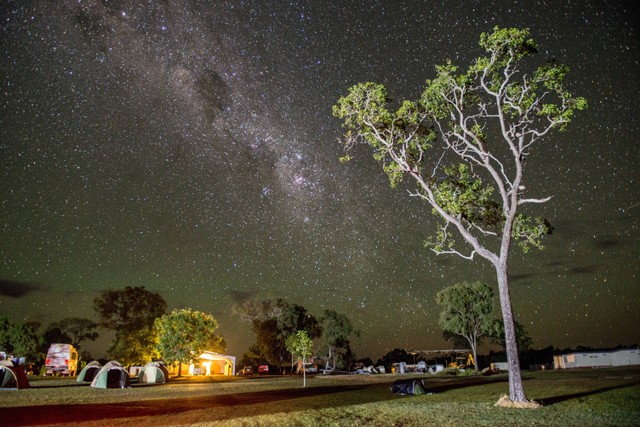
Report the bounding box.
[240,365,253,375]
[258,365,269,374]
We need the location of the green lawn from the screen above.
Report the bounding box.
[1,367,638,426]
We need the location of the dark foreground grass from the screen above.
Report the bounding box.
[1,367,639,426]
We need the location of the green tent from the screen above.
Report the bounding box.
[391,378,427,395]
[90,361,130,389]
[0,360,30,389]
[76,361,101,383]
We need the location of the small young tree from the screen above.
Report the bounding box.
[285,330,313,388]
[436,282,496,372]
[154,308,222,376]
[333,27,586,403]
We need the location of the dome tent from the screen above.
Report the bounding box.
[76,361,101,383]
[90,361,130,389]
[138,361,169,384]
[391,378,428,395]
[0,360,30,389]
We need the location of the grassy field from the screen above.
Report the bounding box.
[1,367,639,426]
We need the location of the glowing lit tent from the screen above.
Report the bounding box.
[138,361,169,384]
[77,361,102,382]
[90,360,130,389]
[0,360,30,389]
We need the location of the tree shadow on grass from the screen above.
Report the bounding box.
[423,375,508,394]
[0,375,507,426]
[538,381,640,406]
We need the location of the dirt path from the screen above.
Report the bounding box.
[1,383,383,426]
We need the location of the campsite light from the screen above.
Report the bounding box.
[202,361,211,376]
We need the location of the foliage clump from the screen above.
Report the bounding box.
[154,308,224,376]
[93,286,167,364]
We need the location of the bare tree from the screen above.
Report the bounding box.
[333,27,586,403]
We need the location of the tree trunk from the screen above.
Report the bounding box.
[496,264,528,402]
[303,357,307,388]
[471,336,479,373]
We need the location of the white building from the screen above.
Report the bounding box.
[553,348,640,369]
[189,351,236,376]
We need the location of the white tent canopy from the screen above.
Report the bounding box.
[138,361,169,384]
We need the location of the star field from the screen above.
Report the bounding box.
[1,0,638,359]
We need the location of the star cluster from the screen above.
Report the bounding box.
[1,0,638,358]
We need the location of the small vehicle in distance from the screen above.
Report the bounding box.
[45,343,78,376]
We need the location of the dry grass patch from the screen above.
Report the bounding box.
[494,394,542,408]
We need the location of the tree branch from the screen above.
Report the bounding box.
[518,196,553,205]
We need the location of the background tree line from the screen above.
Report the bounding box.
[0,316,99,369]
[0,286,225,373]
[0,287,360,376]
[1,284,635,375]
[233,298,358,373]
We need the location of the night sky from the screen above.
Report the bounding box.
[1,0,638,360]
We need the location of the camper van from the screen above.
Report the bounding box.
[45,343,78,376]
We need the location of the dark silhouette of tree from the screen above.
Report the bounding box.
[491,319,533,353]
[0,317,42,362]
[42,326,72,347]
[93,286,166,364]
[320,310,358,370]
[377,348,413,373]
[43,318,98,350]
[234,298,320,371]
